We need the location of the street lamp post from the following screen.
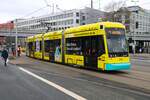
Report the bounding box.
[133,31,136,54]
[131,0,139,54]
[15,19,18,57]
[132,14,136,54]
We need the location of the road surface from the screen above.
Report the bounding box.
[0,56,149,100]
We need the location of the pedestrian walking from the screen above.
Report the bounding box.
[1,48,9,66]
[139,48,142,53]
[17,45,21,57]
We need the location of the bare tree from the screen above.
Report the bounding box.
[103,0,127,22]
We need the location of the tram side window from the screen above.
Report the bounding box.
[28,43,30,50]
[28,42,34,51]
[28,43,31,50]
[82,37,91,56]
[49,39,61,53]
[44,40,50,52]
[66,38,72,54]
[54,39,61,54]
[35,40,42,52]
[66,38,82,55]
[91,36,98,56]
[81,36,105,56]
[98,36,105,56]
[49,40,54,53]
[34,42,36,51]
[40,41,42,51]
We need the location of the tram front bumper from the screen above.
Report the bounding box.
[105,63,131,70]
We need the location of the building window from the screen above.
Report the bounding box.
[76,12,79,17]
[71,20,73,24]
[136,21,139,29]
[82,16,85,20]
[76,19,79,24]
[66,14,69,17]
[63,14,66,18]
[69,13,73,17]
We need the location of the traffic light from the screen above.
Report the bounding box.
[136,22,138,29]
[129,38,133,43]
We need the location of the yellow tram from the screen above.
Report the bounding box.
[26,22,130,71]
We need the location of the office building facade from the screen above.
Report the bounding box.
[115,6,150,53]
[16,7,105,33]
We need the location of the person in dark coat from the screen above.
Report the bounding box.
[1,48,9,66]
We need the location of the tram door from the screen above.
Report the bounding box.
[29,42,34,57]
[49,40,54,62]
[49,39,61,62]
[28,43,32,56]
[83,36,100,69]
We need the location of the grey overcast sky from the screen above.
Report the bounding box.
[0,0,150,23]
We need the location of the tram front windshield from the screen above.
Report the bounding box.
[106,28,128,57]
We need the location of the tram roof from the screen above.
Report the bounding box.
[27,35,34,39]
[64,22,125,34]
[26,36,34,42]
[44,30,62,37]
[34,33,43,38]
